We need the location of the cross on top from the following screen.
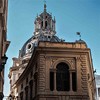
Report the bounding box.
[44,0,46,4]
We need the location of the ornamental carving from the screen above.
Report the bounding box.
[50,57,76,70]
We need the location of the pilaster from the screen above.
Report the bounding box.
[38,54,46,92]
[76,57,82,93]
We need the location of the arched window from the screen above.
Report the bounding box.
[41,21,43,28]
[45,21,48,28]
[50,71,54,91]
[34,72,38,95]
[20,92,23,100]
[29,80,33,100]
[25,86,28,100]
[56,62,70,91]
[72,72,77,91]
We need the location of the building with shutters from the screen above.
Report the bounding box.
[8,3,95,100]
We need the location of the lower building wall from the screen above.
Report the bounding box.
[14,47,95,100]
[34,95,90,100]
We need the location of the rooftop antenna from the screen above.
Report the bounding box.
[76,32,81,40]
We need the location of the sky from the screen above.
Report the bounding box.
[3,0,100,99]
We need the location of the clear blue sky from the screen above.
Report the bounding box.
[4,0,100,99]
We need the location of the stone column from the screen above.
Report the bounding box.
[70,71,72,91]
[54,70,57,92]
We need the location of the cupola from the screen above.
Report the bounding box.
[34,3,56,37]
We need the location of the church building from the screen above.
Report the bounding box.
[9,3,96,100]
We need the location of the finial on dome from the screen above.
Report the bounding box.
[54,16,56,22]
[44,0,47,12]
[37,13,38,18]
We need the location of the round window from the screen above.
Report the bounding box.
[27,43,32,50]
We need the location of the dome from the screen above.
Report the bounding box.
[20,35,61,58]
[75,39,87,47]
[19,3,61,58]
[76,39,86,43]
[20,36,36,58]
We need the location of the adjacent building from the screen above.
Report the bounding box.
[0,0,10,99]
[95,74,100,100]
[9,4,96,100]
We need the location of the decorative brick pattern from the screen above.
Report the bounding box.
[38,54,46,92]
[80,56,88,95]
[69,95,89,100]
